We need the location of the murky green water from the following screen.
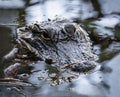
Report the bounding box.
[0,0,120,97]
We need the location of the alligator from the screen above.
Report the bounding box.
[3,18,97,84]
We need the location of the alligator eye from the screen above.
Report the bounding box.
[64,24,76,36]
[41,30,51,40]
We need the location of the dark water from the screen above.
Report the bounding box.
[0,0,120,97]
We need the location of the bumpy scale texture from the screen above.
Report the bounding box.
[4,18,97,85]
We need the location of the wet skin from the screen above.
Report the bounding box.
[4,18,97,84]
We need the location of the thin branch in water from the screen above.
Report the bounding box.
[7,87,29,97]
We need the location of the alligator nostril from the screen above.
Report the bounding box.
[45,58,53,64]
[64,24,76,36]
[41,30,51,40]
[29,24,40,34]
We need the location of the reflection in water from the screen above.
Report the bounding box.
[0,26,13,77]
[71,72,104,96]
[102,54,120,97]
[0,0,120,97]
[99,0,120,14]
[26,0,98,23]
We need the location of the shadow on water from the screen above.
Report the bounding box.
[0,0,120,97]
[0,26,13,77]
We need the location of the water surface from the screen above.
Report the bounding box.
[0,0,120,97]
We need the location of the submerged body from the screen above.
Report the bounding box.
[4,18,97,84]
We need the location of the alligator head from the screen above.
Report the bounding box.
[4,18,97,84]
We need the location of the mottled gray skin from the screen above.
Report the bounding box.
[4,18,97,83]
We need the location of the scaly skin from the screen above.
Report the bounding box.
[4,18,97,84]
